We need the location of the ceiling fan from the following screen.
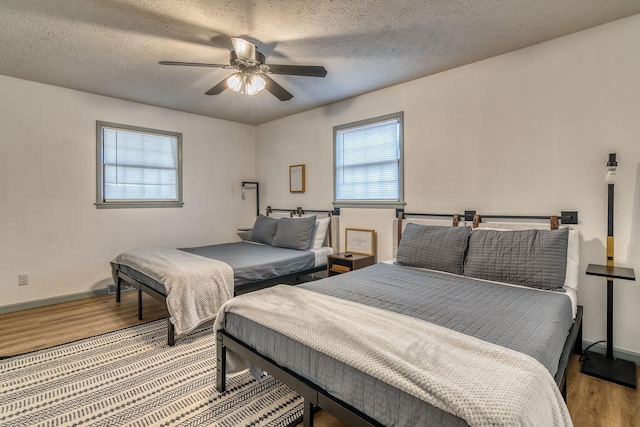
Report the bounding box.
[159,37,327,101]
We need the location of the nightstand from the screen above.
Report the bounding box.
[582,263,636,389]
[328,253,374,276]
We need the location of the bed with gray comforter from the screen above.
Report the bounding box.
[112,213,332,345]
[114,241,316,295]
[216,223,582,426]
[222,263,574,427]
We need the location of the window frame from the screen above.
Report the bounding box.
[95,121,184,209]
[333,111,405,209]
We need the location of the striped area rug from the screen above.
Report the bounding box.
[0,320,303,426]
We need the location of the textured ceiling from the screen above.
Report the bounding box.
[1,0,639,125]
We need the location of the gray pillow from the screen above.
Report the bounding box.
[271,216,316,251]
[249,215,279,245]
[464,228,568,291]
[396,223,471,275]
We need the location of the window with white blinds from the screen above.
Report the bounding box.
[334,112,404,207]
[96,121,183,208]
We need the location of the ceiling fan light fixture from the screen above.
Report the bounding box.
[226,72,266,96]
[161,36,324,101]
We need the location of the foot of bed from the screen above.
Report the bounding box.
[303,399,314,427]
[137,288,143,320]
[216,332,227,393]
[167,319,175,346]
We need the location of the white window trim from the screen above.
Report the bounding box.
[95,121,184,209]
[333,112,405,209]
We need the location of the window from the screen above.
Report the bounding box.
[333,112,404,208]
[96,121,183,208]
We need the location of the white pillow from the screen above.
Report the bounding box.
[312,217,331,249]
[564,229,579,291]
[471,227,579,290]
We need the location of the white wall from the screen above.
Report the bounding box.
[0,75,256,306]
[256,15,640,354]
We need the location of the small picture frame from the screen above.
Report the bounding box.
[289,164,305,193]
[345,228,375,256]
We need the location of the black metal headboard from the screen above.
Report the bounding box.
[397,209,578,225]
[266,206,340,217]
[396,208,578,245]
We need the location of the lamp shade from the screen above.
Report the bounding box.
[227,72,266,96]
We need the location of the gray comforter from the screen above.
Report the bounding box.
[115,242,316,295]
[180,242,316,286]
[222,263,574,427]
[302,263,573,375]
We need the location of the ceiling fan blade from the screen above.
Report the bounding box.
[159,61,228,68]
[205,79,229,95]
[230,37,256,62]
[267,64,327,78]
[262,74,293,101]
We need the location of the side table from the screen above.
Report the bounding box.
[582,263,636,389]
[328,253,374,276]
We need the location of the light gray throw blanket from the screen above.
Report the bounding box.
[215,285,572,427]
[113,248,233,335]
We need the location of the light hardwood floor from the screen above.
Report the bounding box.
[0,291,168,355]
[1,294,638,427]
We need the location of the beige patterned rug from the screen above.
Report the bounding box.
[0,320,302,426]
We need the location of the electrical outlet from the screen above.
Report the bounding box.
[18,274,28,286]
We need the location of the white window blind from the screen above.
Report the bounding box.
[334,113,403,203]
[96,122,183,208]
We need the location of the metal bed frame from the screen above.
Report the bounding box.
[115,206,338,346]
[216,209,583,427]
[216,309,582,427]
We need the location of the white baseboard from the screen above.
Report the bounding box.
[0,289,109,314]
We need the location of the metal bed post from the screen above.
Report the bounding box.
[167,320,175,346]
[397,210,404,245]
[116,275,122,303]
[216,332,226,392]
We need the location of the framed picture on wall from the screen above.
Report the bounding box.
[289,164,305,193]
[345,228,375,256]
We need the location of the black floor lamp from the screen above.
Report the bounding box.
[583,153,636,389]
